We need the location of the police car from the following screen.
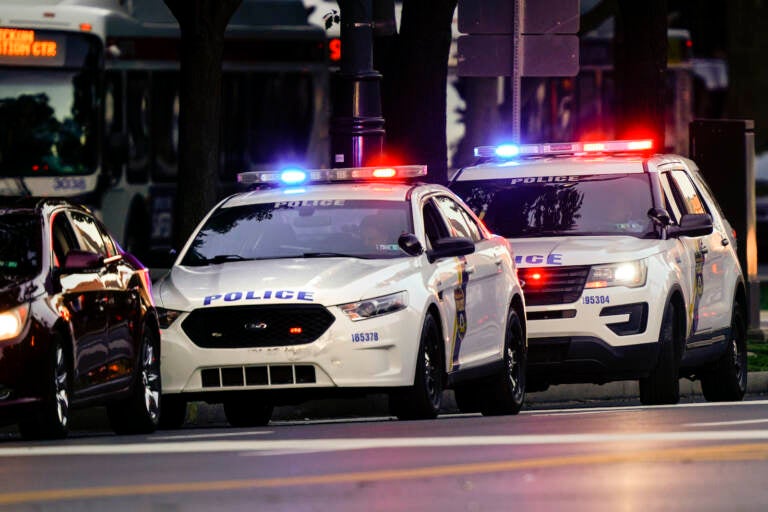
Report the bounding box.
[449,139,747,405]
[153,166,527,427]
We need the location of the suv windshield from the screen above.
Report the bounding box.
[181,199,413,266]
[0,213,42,278]
[451,173,656,238]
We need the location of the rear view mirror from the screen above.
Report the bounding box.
[398,233,423,256]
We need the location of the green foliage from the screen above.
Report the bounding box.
[748,341,768,372]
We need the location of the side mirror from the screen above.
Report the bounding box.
[61,249,104,273]
[666,213,714,238]
[398,233,423,256]
[647,207,671,226]
[426,237,475,263]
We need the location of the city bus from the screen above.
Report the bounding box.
[0,0,330,265]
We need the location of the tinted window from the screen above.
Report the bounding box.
[0,213,41,277]
[451,173,656,238]
[181,199,412,265]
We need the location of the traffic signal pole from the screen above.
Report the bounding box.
[330,0,385,168]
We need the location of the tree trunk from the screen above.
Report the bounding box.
[164,0,241,250]
[726,0,768,152]
[614,0,668,149]
[379,0,457,185]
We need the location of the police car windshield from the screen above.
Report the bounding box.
[181,199,413,266]
[451,173,656,238]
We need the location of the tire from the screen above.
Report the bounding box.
[158,395,188,430]
[106,326,161,435]
[639,301,681,405]
[223,398,273,427]
[700,303,747,402]
[480,309,526,416]
[18,335,71,440]
[389,313,444,420]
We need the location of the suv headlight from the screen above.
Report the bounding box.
[585,260,647,289]
[157,307,184,329]
[339,292,408,321]
[0,304,29,341]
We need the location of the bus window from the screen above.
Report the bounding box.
[126,71,150,184]
[151,71,179,182]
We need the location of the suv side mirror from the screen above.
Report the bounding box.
[666,213,714,238]
[647,207,671,226]
[426,237,475,263]
[398,233,423,256]
[61,249,104,273]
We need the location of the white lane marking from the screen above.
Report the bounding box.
[3,430,768,457]
[685,419,768,428]
[525,399,768,416]
[152,431,274,441]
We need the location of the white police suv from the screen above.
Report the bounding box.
[449,140,747,405]
[153,165,527,427]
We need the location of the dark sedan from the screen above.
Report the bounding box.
[0,198,160,439]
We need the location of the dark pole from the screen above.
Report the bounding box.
[331,0,385,168]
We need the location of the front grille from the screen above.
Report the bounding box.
[201,365,317,388]
[519,266,590,305]
[182,305,335,348]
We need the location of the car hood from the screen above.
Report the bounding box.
[155,257,419,310]
[510,236,663,267]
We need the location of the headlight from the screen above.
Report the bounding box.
[0,304,29,342]
[339,291,408,321]
[585,260,647,289]
[157,307,184,329]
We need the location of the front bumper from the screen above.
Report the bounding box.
[160,305,423,395]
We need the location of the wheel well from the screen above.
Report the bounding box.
[669,290,686,358]
[426,303,447,380]
[511,293,526,341]
[734,282,747,324]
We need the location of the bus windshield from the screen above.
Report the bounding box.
[0,69,98,176]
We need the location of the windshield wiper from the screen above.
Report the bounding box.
[204,254,252,264]
[302,252,368,259]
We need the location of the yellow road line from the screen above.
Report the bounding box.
[2,442,768,505]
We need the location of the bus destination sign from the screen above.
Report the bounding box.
[0,28,65,66]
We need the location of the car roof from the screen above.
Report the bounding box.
[222,182,452,208]
[452,153,694,181]
[0,197,91,216]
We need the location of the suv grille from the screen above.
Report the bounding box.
[519,265,590,305]
[182,305,336,348]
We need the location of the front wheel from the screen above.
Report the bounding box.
[18,335,71,440]
[389,313,443,420]
[481,308,526,416]
[107,327,161,435]
[639,302,680,405]
[700,303,747,402]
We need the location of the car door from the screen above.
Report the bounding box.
[52,210,111,391]
[431,194,506,370]
[663,169,729,337]
[69,210,138,386]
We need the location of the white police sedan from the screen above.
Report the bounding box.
[153,166,526,427]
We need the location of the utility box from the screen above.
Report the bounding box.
[690,119,762,340]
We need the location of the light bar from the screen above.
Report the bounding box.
[474,139,654,159]
[238,165,427,185]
